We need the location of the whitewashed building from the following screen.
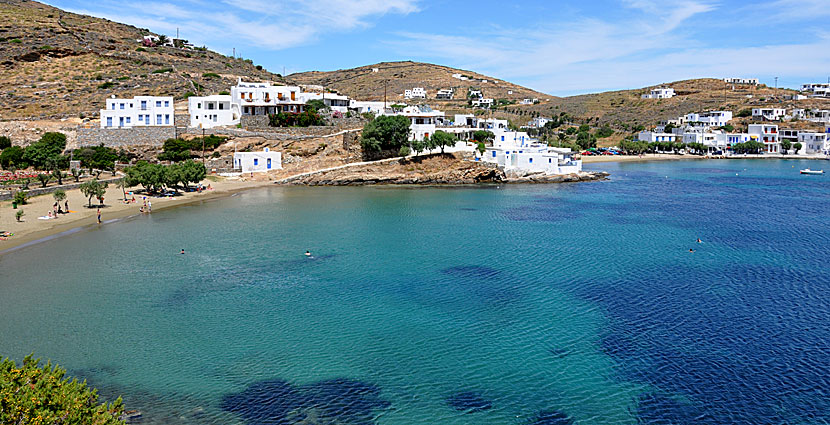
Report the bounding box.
[472,98,494,108]
[685,111,733,127]
[801,83,830,98]
[404,87,426,99]
[642,88,675,99]
[797,132,830,155]
[724,78,759,85]
[386,105,445,141]
[349,100,387,115]
[188,95,239,128]
[100,96,174,128]
[752,108,787,121]
[527,117,551,128]
[482,129,581,175]
[231,79,306,116]
[303,93,350,113]
[436,89,454,100]
[747,124,780,153]
[233,148,282,173]
[638,131,678,143]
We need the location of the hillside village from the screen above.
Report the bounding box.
[0,0,829,194]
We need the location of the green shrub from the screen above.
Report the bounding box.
[0,354,124,424]
[398,146,411,157]
[116,76,130,81]
[135,47,146,52]
[183,91,195,99]
[10,38,22,43]
[256,65,263,70]
[152,67,173,74]
[0,136,11,150]
[39,45,53,50]
[218,90,229,95]
[97,81,115,89]
[202,72,220,79]
[13,190,27,205]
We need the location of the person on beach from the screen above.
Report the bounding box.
[148,200,152,213]
[131,195,136,203]
[97,208,102,224]
[64,200,69,212]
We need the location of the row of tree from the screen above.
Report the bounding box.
[123,160,207,194]
[159,135,227,162]
[359,115,485,158]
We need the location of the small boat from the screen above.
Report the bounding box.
[800,169,824,175]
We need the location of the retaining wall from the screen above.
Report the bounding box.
[76,127,176,147]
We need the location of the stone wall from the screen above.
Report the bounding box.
[76,126,176,147]
[0,175,123,201]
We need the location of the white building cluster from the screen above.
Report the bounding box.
[724,78,759,85]
[801,83,829,98]
[642,88,675,99]
[481,128,581,175]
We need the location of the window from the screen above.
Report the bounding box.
[120,103,125,109]
[156,115,162,125]
[141,101,147,110]
[549,158,552,163]
[501,136,505,141]
[165,114,170,124]
[492,151,496,157]
[254,158,258,165]
[164,101,169,107]
[130,103,133,108]
[529,158,533,163]
[126,117,131,124]
[106,117,112,127]
[219,103,224,110]
[198,103,202,109]
[156,101,162,107]
[111,103,115,110]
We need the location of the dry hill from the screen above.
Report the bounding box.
[0,0,285,121]
[289,61,552,105]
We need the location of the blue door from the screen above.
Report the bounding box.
[119,117,124,127]
[267,158,272,169]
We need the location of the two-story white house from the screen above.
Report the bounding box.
[100,96,174,128]
[482,128,581,175]
[436,89,454,100]
[724,78,759,85]
[802,83,830,98]
[752,108,787,121]
[748,124,780,153]
[404,87,426,99]
[642,88,675,99]
[188,95,239,128]
[638,131,678,143]
[387,105,445,141]
[472,98,494,108]
[684,111,733,128]
[797,132,830,155]
[231,79,306,116]
[303,92,351,113]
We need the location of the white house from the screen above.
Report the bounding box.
[685,111,733,127]
[747,124,780,153]
[452,73,468,81]
[802,83,830,98]
[469,89,482,98]
[520,98,538,105]
[527,117,551,128]
[472,98,494,108]
[454,114,478,127]
[436,89,454,100]
[797,132,830,155]
[752,108,787,121]
[482,128,582,175]
[231,79,307,116]
[792,108,830,123]
[233,148,282,173]
[100,96,174,128]
[724,78,759,85]
[349,100,388,115]
[386,105,444,141]
[404,87,426,99]
[638,131,678,143]
[188,95,239,128]
[303,92,350,113]
[642,88,675,99]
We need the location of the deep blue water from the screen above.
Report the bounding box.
[0,159,828,424]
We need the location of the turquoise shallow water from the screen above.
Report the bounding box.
[1,159,829,425]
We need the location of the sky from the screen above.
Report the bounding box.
[45,0,830,96]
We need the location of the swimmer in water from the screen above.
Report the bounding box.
[689,248,695,253]
[696,238,702,243]
[305,251,311,257]
[181,249,185,255]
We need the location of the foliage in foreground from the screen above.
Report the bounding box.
[123,160,206,193]
[0,354,124,425]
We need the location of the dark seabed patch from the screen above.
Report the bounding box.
[445,391,493,413]
[636,392,705,424]
[460,207,478,211]
[525,409,574,425]
[221,378,390,425]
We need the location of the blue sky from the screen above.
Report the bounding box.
[46,0,830,96]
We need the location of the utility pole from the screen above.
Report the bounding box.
[775,76,779,94]
[232,47,235,58]
[201,127,206,165]
[384,80,388,110]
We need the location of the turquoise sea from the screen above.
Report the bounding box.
[1,159,829,424]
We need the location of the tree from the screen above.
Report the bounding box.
[0,145,25,169]
[53,189,67,205]
[158,138,193,162]
[360,115,411,155]
[595,125,614,138]
[22,132,66,170]
[431,131,456,154]
[780,139,792,154]
[15,209,24,222]
[576,131,597,150]
[410,137,427,156]
[736,108,752,118]
[156,34,169,45]
[116,178,128,201]
[47,155,67,185]
[79,178,108,208]
[472,130,494,144]
[793,142,802,154]
[0,135,10,150]
[476,142,486,155]
[36,173,51,188]
[180,160,206,189]
[305,99,328,113]
[664,123,676,133]
[71,167,84,182]
[0,355,124,425]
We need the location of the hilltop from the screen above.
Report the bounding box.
[0,0,284,120]
[289,61,552,104]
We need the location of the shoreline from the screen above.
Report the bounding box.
[581,153,829,163]
[0,179,270,255]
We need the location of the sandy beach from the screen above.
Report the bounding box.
[0,177,270,253]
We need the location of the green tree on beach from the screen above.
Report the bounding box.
[431,131,456,154]
[0,355,125,425]
[793,142,802,153]
[79,178,108,208]
[22,132,66,170]
[53,189,66,205]
[36,173,51,188]
[780,140,792,154]
[360,115,411,156]
[472,130,494,144]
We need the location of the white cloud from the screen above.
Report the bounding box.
[388,0,830,95]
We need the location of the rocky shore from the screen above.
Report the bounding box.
[278,153,609,186]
